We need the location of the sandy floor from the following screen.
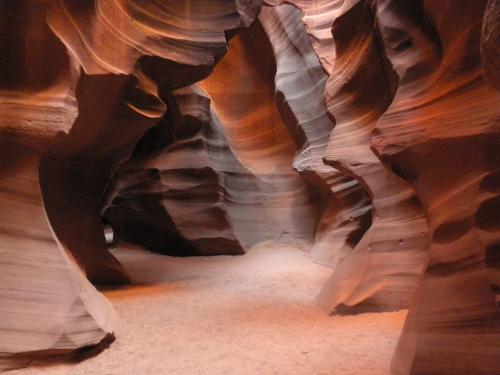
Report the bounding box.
[11,241,406,375]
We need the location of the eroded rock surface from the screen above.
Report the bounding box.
[0,0,262,370]
[372,0,500,373]
[1,0,500,374]
[259,5,373,270]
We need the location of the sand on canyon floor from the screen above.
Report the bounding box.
[10,241,406,375]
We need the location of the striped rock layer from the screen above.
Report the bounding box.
[1,1,500,374]
[0,0,262,371]
[259,5,373,271]
[261,0,428,312]
[372,0,500,373]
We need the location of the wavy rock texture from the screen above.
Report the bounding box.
[316,0,429,312]
[0,133,117,372]
[483,0,500,90]
[39,72,166,284]
[258,5,373,269]
[42,0,263,281]
[0,0,262,370]
[0,2,117,371]
[104,85,250,255]
[263,1,500,371]
[199,19,320,245]
[105,2,374,265]
[264,0,342,74]
[105,18,322,254]
[318,2,427,311]
[47,0,262,74]
[261,0,428,311]
[2,0,500,374]
[371,0,500,374]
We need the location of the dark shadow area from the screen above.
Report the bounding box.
[334,291,412,316]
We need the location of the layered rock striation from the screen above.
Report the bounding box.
[0,0,262,370]
[1,1,500,374]
[372,0,500,373]
[316,0,428,312]
[259,4,373,270]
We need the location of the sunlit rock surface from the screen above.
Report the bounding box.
[259,5,373,271]
[315,0,428,313]
[372,1,500,373]
[200,20,321,246]
[0,0,261,370]
[1,0,499,374]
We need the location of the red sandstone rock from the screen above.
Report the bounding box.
[259,5,373,271]
[1,1,500,374]
[0,0,262,370]
[372,0,500,373]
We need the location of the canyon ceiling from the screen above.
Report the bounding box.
[1,0,499,374]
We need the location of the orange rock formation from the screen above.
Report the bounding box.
[1,1,499,374]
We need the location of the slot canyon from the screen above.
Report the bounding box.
[1,0,499,374]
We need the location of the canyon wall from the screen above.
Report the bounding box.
[1,0,499,374]
[372,0,500,373]
[0,0,262,370]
